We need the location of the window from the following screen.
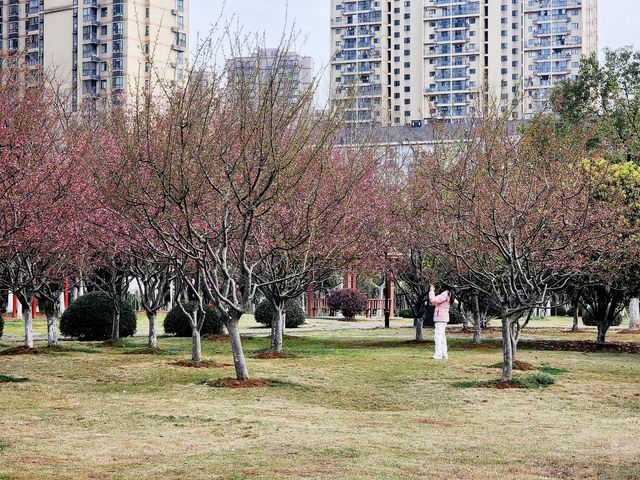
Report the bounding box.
[101,25,107,35]
[100,43,108,53]
[176,0,184,12]
[101,7,108,17]
[113,76,123,90]
[113,22,123,35]
[145,25,149,36]
[145,7,150,18]
[101,62,108,71]
[112,40,122,53]
[113,4,123,16]
[100,79,107,90]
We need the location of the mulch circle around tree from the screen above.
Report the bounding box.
[172,360,231,369]
[0,346,71,356]
[254,351,291,359]
[493,381,527,389]
[618,329,640,335]
[518,339,640,354]
[205,378,273,388]
[488,360,537,371]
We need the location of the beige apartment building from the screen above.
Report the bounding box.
[330,0,597,125]
[0,0,188,110]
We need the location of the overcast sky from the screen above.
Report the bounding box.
[189,0,639,103]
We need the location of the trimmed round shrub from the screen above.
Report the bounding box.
[254,299,306,328]
[0,311,4,338]
[60,292,137,340]
[327,288,367,320]
[554,305,568,317]
[163,302,224,337]
[582,309,623,327]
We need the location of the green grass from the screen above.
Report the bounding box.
[1,330,640,479]
[0,375,29,383]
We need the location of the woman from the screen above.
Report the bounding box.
[428,284,454,360]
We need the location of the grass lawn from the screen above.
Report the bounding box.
[1,326,640,479]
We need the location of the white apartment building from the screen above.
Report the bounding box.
[330,0,597,124]
[227,49,315,103]
[0,0,189,110]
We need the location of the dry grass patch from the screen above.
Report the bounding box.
[0,330,639,479]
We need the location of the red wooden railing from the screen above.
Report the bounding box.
[312,297,387,318]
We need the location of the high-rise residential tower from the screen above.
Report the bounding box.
[227,48,315,103]
[330,0,597,125]
[0,0,189,110]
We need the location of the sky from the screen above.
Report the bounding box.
[189,0,640,103]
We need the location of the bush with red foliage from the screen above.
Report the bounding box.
[327,288,367,321]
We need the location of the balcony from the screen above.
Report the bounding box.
[83,15,100,26]
[82,70,100,81]
[172,42,187,52]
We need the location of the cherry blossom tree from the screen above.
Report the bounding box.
[414,114,611,382]
[0,57,88,348]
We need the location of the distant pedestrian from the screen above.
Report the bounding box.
[429,284,455,360]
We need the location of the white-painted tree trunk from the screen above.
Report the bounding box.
[191,327,201,362]
[46,313,57,347]
[147,312,157,349]
[629,298,640,330]
[501,316,513,382]
[415,316,424,342]
[227,320,249,380]
[271,305,285,354]
[24,307,33,348]
[110,310,120,339]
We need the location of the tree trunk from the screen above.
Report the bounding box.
[501,316,513,382]
[629,298,640,330]
[227,320,249,380]
[472,294,481,344]
[111,310,120,339]
[147,312,157,349]
[461,305,469,331]
[415,317,424,342]
[596,323,608,345]
[271,304,285,354]
[23,306,34,349]
[572,305,580,331]
[191,327,202,362]
[46,312,57,347]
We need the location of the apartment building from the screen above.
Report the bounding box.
[227,49,315,103]
[0,0,188,110]
[330,0,597,125]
